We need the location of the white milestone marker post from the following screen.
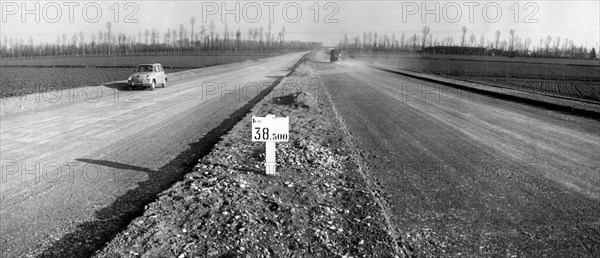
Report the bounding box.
[252,115,289,175]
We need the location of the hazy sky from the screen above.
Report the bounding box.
[1,1,599,49]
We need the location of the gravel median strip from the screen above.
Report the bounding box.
[94,54,405,258]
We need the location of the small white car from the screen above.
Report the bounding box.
[128,63,167,90]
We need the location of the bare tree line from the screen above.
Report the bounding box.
[338,26,597,59]
[1,21,321,58]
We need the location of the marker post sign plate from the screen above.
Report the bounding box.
[252,115,289,175]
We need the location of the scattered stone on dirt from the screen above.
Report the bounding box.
[94,54,406,257]
[289,59,318,78]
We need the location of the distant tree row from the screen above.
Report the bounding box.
[1,21,322,58]
[338,26,597,59]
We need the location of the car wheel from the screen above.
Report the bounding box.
[150,80,156,90]
[163,79,167,88]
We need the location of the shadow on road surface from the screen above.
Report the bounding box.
[75,159,156,173]
[102,82,130,91]
[37,75,286,258]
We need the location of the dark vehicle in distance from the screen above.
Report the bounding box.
[330,49,343,63]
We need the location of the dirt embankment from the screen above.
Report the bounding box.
[94,54,408,257]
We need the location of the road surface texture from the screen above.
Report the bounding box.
[0,52,305,257]
[315,55,600,256]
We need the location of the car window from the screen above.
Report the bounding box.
[136,65,153,72]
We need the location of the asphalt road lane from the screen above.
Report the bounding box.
[0,52,305,257]
[315,57,600,256]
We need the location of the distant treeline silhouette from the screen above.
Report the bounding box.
[338,26,597,59]
[1,21,322,58]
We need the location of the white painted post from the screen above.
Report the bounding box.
[265,141,276,175]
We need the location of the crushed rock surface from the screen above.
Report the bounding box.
[95,55,404,257]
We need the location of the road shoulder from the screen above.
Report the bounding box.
[371,64,600,118]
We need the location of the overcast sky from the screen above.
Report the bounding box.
[1,1,599,49]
